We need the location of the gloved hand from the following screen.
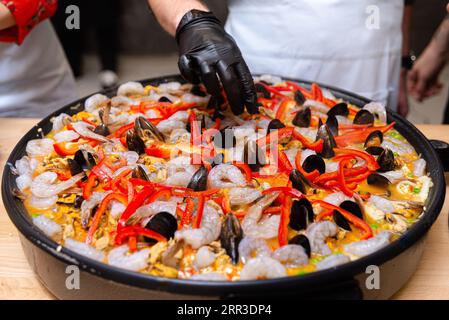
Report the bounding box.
[176,10,258,115]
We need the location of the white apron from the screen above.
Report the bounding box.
[225,0,403,110]
[0,21,77,117]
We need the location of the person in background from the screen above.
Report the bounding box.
[148,0,414,116]
[52,0,121,90]
[408,3,449,123]
[0,0,77,118]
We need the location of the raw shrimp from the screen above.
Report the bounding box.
[241,193,280,239]
[109,201,126,219]
[168,110,189,123]
[272,244,308,268]
[363,102,387,124]
[64,238,105,262]
[304,99,330,114]
[322,192,353,207]
[33,215,61,237]
[107,245,150,271]
[117,81,145,97]
[190,272,228,281]
[169,128,190,144]
[413,159,427,177]
[30,172,84,198]
[283,148,300,168]
[181,93,209,104]
[240,257,287,280]
[316,254,350,270]
[368,195,394,213]
[51,113,72,132]
[306,221,338,256]
[111,96,133,109]
[175,201,222,249]
[382,137,414,156]
[29,195,58,209]
[344,231,391,257]
[158,81,181,93]
[85,94,109,113]
[16,174,32,191]
[208,164,246,189]
[294,127,317,142]
[26,138,54,156]
[238,237,271,264]
[379,170,405,183]
[156,119,186,135]
[193,246,216,269]
[129,200,177,225]
[71,121,111,143]
[228,187,262,206]
[53,130,80,143]
[81,192,110,228]
[120,151,139,165]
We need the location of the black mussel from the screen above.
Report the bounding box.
[93,124,110,136]
[327,102,349,118]
[126,129,146,155]
[367,173,391,189]
[158,96,172,103]
[68,158,83,176]
[292,107,311,128]
[294,90,306,105]
[134,116,165,142]
[377,148,395,172]
[334,210,351,231]
[187,166,208,191]
[289,234,311,257]
[73,195,84,209]
[316,123,336,159]
[339,200,363,220]
[364,130,383,148]
[190,84,207,97]
[210,153,225,167]
[289,198,314,231]
[267,119,285,134]
[289,169,310,194]
[213,129,236,149]
[353,109,375,125]
[93,108,111,136]
[220,214,243,264]
[132,165,150,181]
[74,149,96,170]
[302,154,326,174]
[243,140,266,172]
[255,83,271,99]
[145,212,178,240]
[326,114,339,137]
[365,146,384,156]
[207,95,224,110]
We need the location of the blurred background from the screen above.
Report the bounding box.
[52,0,448,124]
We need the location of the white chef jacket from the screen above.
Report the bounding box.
[0,20,77,117]
[225,0,403,110]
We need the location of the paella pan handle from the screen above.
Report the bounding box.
[429,140,449,172]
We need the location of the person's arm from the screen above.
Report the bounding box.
[397,1,413,117]
[0,2,16,30]
[147,0,257,115]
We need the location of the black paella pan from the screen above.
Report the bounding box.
[2,75,446,299]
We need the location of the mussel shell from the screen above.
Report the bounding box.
[289,169,310,194]
[333,210,351,231]
[339,200,363,220]
[377,148,395,172]
[220,214,243,264]
[132,165,150,181]
[213,129,236,149]
[353,109,375,125]
[326,114,339,137]
[74,149,96,170]
[364,130,383,148]
[126,129,146,155]
[327,102,349,118]
[289,198,314,231]
[367,173,391,188]
[207,95,224,110]
[365,146,384,156]
[267,119,285,134]
[158,96,172,103]
[316,123,336,159]
[243,140,266,172]
[210,153,225,167]
[68,158,83,176]
[255,83,271,99]
[93,124,110,136]
[289,234,311,257]
[187,166,208,191]
[190,85,207,97]
[73,195,84,209]
[294,90,306,105]
[302,154,326,174]
[134,116,165,142]
[292,107,311,128]
[145,211,178,240]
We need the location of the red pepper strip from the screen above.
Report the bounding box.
[222,193,232,214]
[291,128,324,152]
[189,112,202,165]
[285,81,314,100]
[82,118,97,127]
[128,236,137,252]
[53,142,79,156]
[257,126,293,147]
[345,170,372,183]
[83,173,98,200]
[334,148,379,171]
[146,188,171,204]
[118,187,154,228]
[278,150,294,173]
[212,118,221,130]
[311,83,323,102]
[115,226,166,245]
[145,145,172,159]
[258,97,275,110]
[91,164,112,182]
[172,188,220,198]
[258,82,286,98]
[106,168,132,191]
[262,186,303,199]
[234,210,248,218]
[313,166,368,184]
[314,200,373,239]
[275,99,295,121]
[263,206,282,214]
[180,198,195,228]
[316,209,334,221]
[193,195,206,229]
[278,195,292,246]
[335,122,395,146]
[129,178,190,191]
[338,159,354,197]
[127,181,134,203]
[86,193,128,244]
[233,162,253,182]
[114,123,134,138]
[294,151,321,181]
[339,123,371,130]
[163,102,197,119]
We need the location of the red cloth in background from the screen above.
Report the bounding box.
[0,0,57,44]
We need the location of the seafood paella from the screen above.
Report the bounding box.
[12,75,432,281]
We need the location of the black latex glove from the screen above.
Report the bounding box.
[176,10,258,115]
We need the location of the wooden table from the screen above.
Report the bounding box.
[0,118,448,300]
